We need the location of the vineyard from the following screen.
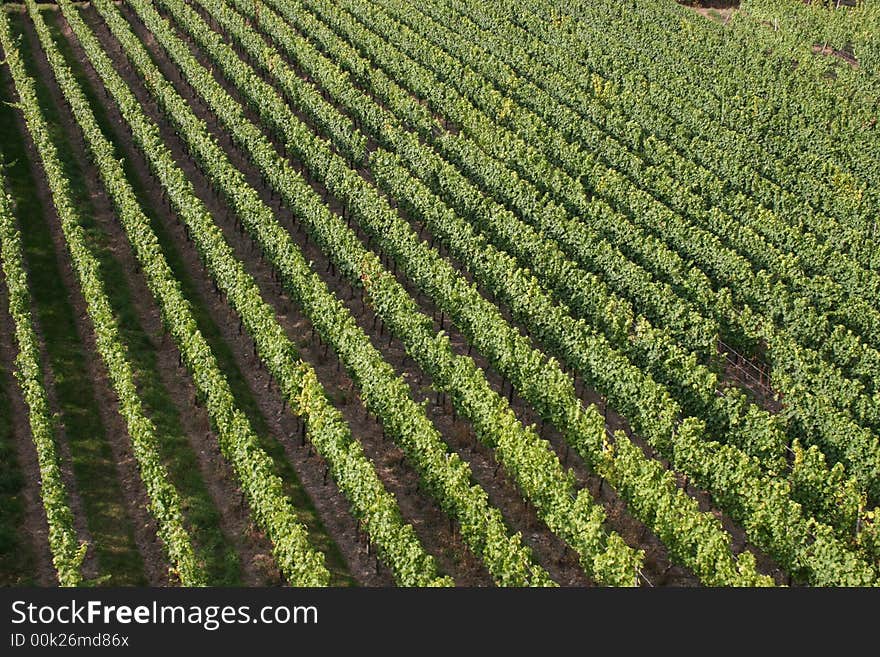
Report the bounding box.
[0,0,877,588]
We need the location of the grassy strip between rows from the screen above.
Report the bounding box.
[45,8,242,586]
[0,162,77,586]
[6,2,206,584]
[0,13,143,585]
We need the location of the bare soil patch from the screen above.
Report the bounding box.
[812,43,859,68]
[679,0,739,23]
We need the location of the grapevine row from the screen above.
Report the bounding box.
[87,0,565,586]
[0,161,85,587]
[419,0,880,321]
[235,0,773,460]
[234,0,880,580]
[53,0,458,587]
[479,0,879,271]
[289,0,880,499]
[254,0,880,534]
[10,0,330,587]
[245,0,880,556]
[338,0,880,413]
[124,0,655,584]
[167,0,877,584]
[206,0,781,586]
[2,5,205,585]
[530,0,880,231]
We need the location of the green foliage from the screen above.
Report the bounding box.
[246,0,877,583]
[3,0,874,588]
[0,163,84,585]
[2,3,207,585]
[113,0,647,585]
[63,0,456,587]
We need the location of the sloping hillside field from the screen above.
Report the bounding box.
[1,0,878,587]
